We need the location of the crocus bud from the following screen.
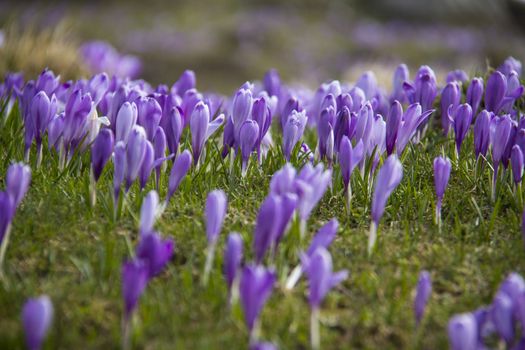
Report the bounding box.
[205,190,227,245]
[0,192,14,242]
[223,232,243,293]
[153,126,167,188]
[137,97,162,141]
[190,102,210,165]
[6,162,31,208]
[125,126,148,191]
[281,97,299,129]
[433,156,451,221]
[138,141,154,190]
[333,106,352,151]
[441,82,460,134]
[396,103,433,155]
[140,190,159,235]
[269,163,296,195]
[232,89,253,141]
[512,145,524,185]
[263,69,281,97]
[122,260,149,319]
[306,219,338,256]
[490,115,512,185]
[296,164,332,224]
[498,56,522,77]
[446,69,469,83]
[115,102,138,143]
[303,247,347,308]
[175,69,196,96]
[318,107,336,160]
[473,110,491,159]
[485,71,507,113]
[391,63,409,103]
[113,142,126,203]
[136,231,174,278]
[30,91,55,145]
[47,113,65,151]
[449,104,473,155]
[91,128,114,182]
[253,194,282,263]
[252,97,271,152]
[22,295,53,350]
[239,264,276,332]
[239,120,260,175]
[339,137,364,193]
[466,77,484,115]
[88,72,109,105]
[36,68,59,95]
[164,107,183,155]
[491,291,514,344]
[166,150,192,203]
[386,101,402,155]
[414,271,432,326]
[448,313,478,350]
[282,110,307,161]
[370,155,403,254]
[62,90,92,147]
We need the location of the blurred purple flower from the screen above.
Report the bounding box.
[22,295,53,350]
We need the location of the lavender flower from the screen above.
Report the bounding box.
[166,150,192,204]
[448,103,473,155]
[239,264,276,339]
[91,128,114,182]
[140,191,159,235]
[433,156,451,228]
[115,102,138,143]
[138,141,155,190]
[136,231,174,278]
[223,232,243,302]
[253,194,282,264]
[369,155,403,255]
[485,71,507,113]
[232,88,253,142]
[511,145,524,185]
[466,78,484,115]
[414,271,432,326]
[440,82,461,134]
[6,162,31,208]
[137,97,162,141]
[190,102,225,166]
[490,115,512,200]
[339,137,364,208]
[391,64,409,103]
[396,103,433,155]
[22,295,53,350]
[125,126,148,191]
[473,110,491,159]
[239,120,260,176]
[448,313,478,350]
[404,65,438,112]
[263,69,281,97]
[386,101,402,155]
[282,110,307,161]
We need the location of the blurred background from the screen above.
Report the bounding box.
[1,0,525,92]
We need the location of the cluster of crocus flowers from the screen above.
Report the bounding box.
[0,162,31,275]
[448,273,525,349]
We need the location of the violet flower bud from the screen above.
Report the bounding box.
[333,106,353,151]
[386,101,402,155]
[190,101,210,165]
[253,194,282,263]
[280,97,299,130]
[115,102,138,143]
[303,247,347,308]
[121,259,149,319]
[269,163,297,195]
[30,91,56,146]
[440,82,460,134]
[0,192,14,243]
[125,126,148,191]
[448,103,473,155]
[512,145,524,185]
[467,78,484,115]
[113,141,126,204]
[223,232,243,293]
[498,56,522,77]
[62,90,92,148]
[35,68,59,96]
[318,107,336,160]
[232,88,253,141]
[485,71,507,113]
[391,63,409,103]
[490,115,512,193]
[136,231,174,278]
[239,264,276,332]
[153,126,167,188]
[282,110,307,161]
[263,69,280,97]
[369,155,403,254]
[473,110,492,159]
[239,120,260,175]
[336,93,353,114]
[433,156,451,221]
[222,115,235,158]
[414,270,432,326]
[295,164,332,224]
[166,149,192,203]
[140,190,159,235]
[47,113,65,151]
[91,128,114,182]
[306,219,338,256]
[205,190,227,245]
[446,69,469,83]
[396,103,433,155]
[22,295,53,350]
[448,313,478,350]
[138,141,154,190]
[174,69,196,96]
[252,97,271,153]
[164,107,183,156]
[491,291,515,344]
[6,162,31,208]
[137,97,162,141]
[339,137,364,193]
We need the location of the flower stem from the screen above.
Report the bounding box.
[311,307,320,350]
[285,265,303,290]
[0,224,12,283]
[368,221,377,256]
[202,243,216,286]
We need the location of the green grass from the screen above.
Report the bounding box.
[0,101,524,350]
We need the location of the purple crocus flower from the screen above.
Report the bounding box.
[190,102,225,166]
[441,82,461,134]
[62,89,92,155]
[473,110,492,159]
[369,155,403,254]
[433,156,451,227]
[30,91,57,153]
[124,126,147,191]
[386,101,402,155]
[239,120,260,176]
[113,141,126,207]
[446,69,469,83]
[138,141,154,190]
[498,56,522,77]
[491,291,515,345]
[223,232,243,299]
[282,110,307,161]
[339,137,364,206]
[414,270,432,326]
[166,149,192,204]
[253,194,282,264]
[163,107,183,156]
[121,259,149,320]
[91,128,114,182]
[137,97,162,141]
[174,69,196,96]
[318,105,336,161]
[485,71,507,113]
[263,69,281,97]
[232,88,253,142]
[280,97,300,129]
[449,103,473,155]
[448,313,478,350]
[6,162,31,208]
[239,264,276,335]
[250,341,278,350]
[396,103,433,155]
[490,115,512,200]
[0,192,14,243]
[303,247,347,350]
[403,65,438,112]
[140,190,159,235]
[153,126,167,189]
[136,231,174,278]
[333,106,355,152]
[512,145,524,185]
[22,295,53,350]
[47,113,65,151]
[252,97,271,160]
[115,102,138,143]
[391,64,409,103]
[205,190,227,245]
[467,78,484,115]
